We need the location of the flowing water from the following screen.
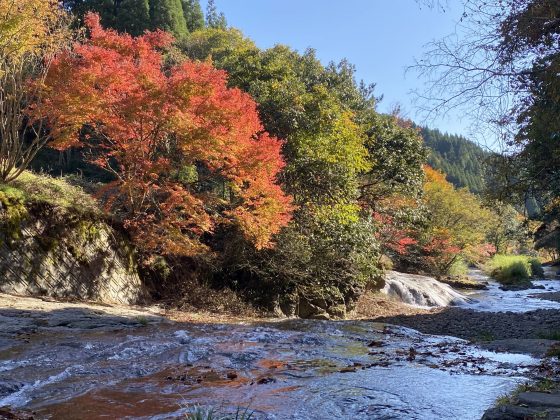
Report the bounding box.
[1,269,560,419]
[461,269,560,312]
[383,271,471,307]
[382,268,560,312]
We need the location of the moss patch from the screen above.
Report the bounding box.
[0,186,28,242]
[7,171,101,216]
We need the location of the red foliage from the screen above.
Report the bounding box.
[35,13,293,255]
[465,243,497,264]
[372,212,418,256]
[421,231,461,274]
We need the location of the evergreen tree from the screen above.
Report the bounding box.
[206,0,226,29]
[116,0,151,36]
[63,0,117,29]
[150,0,188,37]
[182,0,204,32]
[420,126,489,194]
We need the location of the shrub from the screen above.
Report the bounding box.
[218,211,382,318]
[528,257,545,278]
[448,258,468,276]
[485,255,543,284]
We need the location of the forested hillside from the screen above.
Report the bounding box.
[421,127,489,194]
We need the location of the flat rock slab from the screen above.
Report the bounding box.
[480,339,559,358]
[373,307,560,345]
[0,293,169,338]
[532,292,560,303]
[518,391,560,408]
[482,404,560,419]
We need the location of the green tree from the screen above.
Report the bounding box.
[63,0,117,29]
[182,0,204,32]
[486,201,524,255]
[361,116,427,206]
[65,0,201,37]
[206,0,227,29]
[420,126,489,194]
[150,0,188,37]
[116,0,151,36]
[179,28,385,317]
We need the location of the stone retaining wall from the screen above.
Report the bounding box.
[0,219,147,305]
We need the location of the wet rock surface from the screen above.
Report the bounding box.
[482,389,560,419]
[0,293,550,420]
[482,404,560,420]
[517,391,560,407]
[532,291,560,303]
[498,282,536,291]
[439,275,489,290]
[480,339,559,358]
[0,293,166,338]
[3,269,560,420]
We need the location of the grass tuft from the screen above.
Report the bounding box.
[484,255,544,284]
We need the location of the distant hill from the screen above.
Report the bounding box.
[420,127,490,194]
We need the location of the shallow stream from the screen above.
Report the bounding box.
[461,269,560,312]
[1,270,560,419]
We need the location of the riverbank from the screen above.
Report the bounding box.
[4,290,560,356]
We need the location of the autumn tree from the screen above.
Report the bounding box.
[420,166,496,274]
[0,0,71,182]
[414,1,560,234]
[35,13,292,257]
[179,29,386,317]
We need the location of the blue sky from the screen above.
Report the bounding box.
[202,0,469,138]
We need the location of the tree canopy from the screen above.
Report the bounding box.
[0,0,72,181]
[63,0,206,36]
[35,13,292,256]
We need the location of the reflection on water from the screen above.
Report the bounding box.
[0,319,539,419]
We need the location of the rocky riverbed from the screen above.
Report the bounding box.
[373,307,560,356]
[0,293,550,419]
[2,270,560,419]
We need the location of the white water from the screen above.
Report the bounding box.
[382,271,470,307]
[383,268,560,312]
[461,269,560,312]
